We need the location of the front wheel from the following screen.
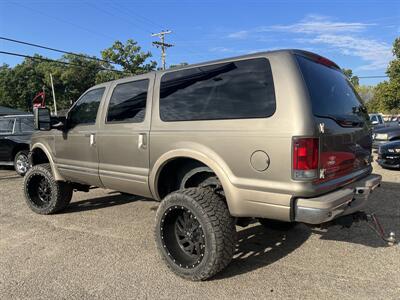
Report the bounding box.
[14,150,30,176]
[155,188,236,281]
[23,164,73,214]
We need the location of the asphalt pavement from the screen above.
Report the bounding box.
[0,161,399,299]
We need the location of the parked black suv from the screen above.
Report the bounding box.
[377,140,400,169]
[372,126,400,149]
[0,114,34,175]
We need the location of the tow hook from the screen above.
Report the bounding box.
[330,212,398,246]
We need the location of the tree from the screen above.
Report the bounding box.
[100,39,156,75]
[59,54,104,106]
[0,39,156,111]
[342,68,360,87]
[0,54,105,111]
[169,62,189,69]
[369,38,400,113]
[356,85,375,103]
[0,57,50,111]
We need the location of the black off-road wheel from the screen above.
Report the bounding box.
[23,163,73,214]
[14,150,30,176]
[258,218,297,231]
[155,187,236,281]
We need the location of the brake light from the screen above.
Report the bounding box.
[305,52,339,69]
[316,56,338,69]
[293,138,319,179]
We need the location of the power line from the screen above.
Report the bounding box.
[358,75,388,79]
[0,51,124,73]
[105,2,209,61]
[84,1,154,36]
[11,1,116,41]
[0,36,115,65]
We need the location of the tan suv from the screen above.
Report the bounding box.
[25,50,381,280]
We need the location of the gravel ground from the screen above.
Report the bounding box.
[0,161,399,299]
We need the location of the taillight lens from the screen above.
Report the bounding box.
[293,137,319,179]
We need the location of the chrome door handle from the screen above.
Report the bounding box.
[89,133,96,146]
[138,133,147,149]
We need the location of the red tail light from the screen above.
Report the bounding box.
[293,138,319,179]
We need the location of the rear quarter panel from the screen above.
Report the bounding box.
[149,52,315,219]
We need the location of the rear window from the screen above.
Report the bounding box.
[296,55,368,122]
[159,58,276,121]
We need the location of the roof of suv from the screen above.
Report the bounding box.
[0,114,33,119]
[94,49,338,89]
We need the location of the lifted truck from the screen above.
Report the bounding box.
[25,50,396,281]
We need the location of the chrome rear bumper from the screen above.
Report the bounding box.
[294,174,382,224]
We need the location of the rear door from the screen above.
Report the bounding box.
[296,55,372,183]
[96,74,154,197]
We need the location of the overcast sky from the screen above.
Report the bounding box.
[0,0,399,85]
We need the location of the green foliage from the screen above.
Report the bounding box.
[368,37,400,114]
[356,85,375,103]
[100,39,156,75]
[169,62,189,69]
[0,39,156,111]
[342,68,360,87]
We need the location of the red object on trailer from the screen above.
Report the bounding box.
[32,90,46,109]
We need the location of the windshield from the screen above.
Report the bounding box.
[0,118,15,134]
[296,55,368,124]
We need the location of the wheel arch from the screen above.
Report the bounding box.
[150,149,235,210]
[12,143,30,159]
[31,143,65,181]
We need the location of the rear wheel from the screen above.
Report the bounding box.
[23,164,73,214]
[14,150,30,176]
[155,188,236,281]
[258,218,297,231]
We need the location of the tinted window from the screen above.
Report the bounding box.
[107,79,149,123]
[296,55,368,122]
[20,117,34,132]
[0,118,15,134]
[159,58,276,121]
[69,88,105,127]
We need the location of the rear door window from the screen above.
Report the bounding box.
[107,79,149,123]
[296,55,368,123]
[159,58,276,121]
[0,118,15,134]
[20,117,34,133]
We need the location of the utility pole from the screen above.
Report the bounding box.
[49,73,57,116]
[151,30,173,70]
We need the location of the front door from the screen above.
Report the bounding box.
[54,87,107,187]
[97,74,154,198]
[0,117,16,162]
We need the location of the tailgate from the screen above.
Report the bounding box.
[317,117,372,182]
[295,53,372,184]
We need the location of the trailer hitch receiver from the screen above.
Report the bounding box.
[331,212,398,246]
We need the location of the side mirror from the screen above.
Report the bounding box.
[34,108,51,131]
[371,120,379,125]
